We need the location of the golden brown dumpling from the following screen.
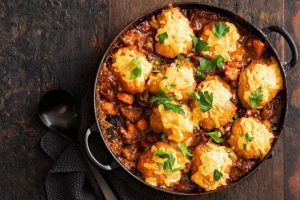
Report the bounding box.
[151,7,194,58]
[159,60,196,101]
[111,46,153,93]
[228,117,274,159]
[192,75,237,130]
[191,143,236,191]
[137,142,190,187]
[150,103,194,146]
[200,21,245,62]
[238,57,283,109]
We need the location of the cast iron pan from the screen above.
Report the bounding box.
[83,3,298,195]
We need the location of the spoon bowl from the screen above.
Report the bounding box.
[38,89,79,140]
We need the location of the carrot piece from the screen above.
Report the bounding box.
[101,102,117,116]
[117,92,135,105]
[252,39,266,57]
[135,118,148,131]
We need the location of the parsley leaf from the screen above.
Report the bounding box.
[154,150,180,172]
[158,32,168,43]
[190,34,210,52]
[196,70,206,80]
[245,132,254,142]
[214,169,223,181]
[206,131,224,143]
[166,83,176,90]
[161,133,168,141]
[195,91,213,112]
[249,87,263,108]
[177,54,184,60]
[162,75,168,80]
[215,55,224,68]
[178,144,193,158]
[151,69,161,74]
[130,59,142,79]
[164,103,185,114]
[212,22,230,39]
[150,90,185,114]
[229,113,239,123]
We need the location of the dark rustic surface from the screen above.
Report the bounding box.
[0,0,299,199]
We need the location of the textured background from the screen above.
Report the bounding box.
[0,0,299,199]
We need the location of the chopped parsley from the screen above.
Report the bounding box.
[151,69,161,74]
[212,22,230,39]
[130,59,142,80]
[229,113,240,123]
[155,150,181,172]
[195,70,206,80]
[158,32,168,43]
[214,169,223,181]
[245,132,254,142]
[249,87,263,108]
[178,144,193,158]
[162,75,168,80]
[272,126,278,131]
[206,131,224,143]
[150,90,185,114]
[200,55,224,71]
[244,132,254,151]
[161,133,168,141]
[190,34,210,52]
[194,91,213,112]
[166,83,176,90]
[177,54,184,60]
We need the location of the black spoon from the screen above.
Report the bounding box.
[38,89,117,200]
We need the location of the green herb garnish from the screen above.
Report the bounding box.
[206,131,224,143]
[161,133,168,141]
[178,144,193,158]
[272,126,278,131]
[166,83,176,90]
[150,90,185,114]
[249,87,263,108]
[190,34,210,52]
[194,91,213,112]
[158,32,168,43]
[155,150,180,172]
[212,22,230,39]
[151,69,161,74]
[245,132,254,142]
[196,70,206,80]
[162,75,168,80]
[229,113,240,123]
[130,59,142,79]
[214,169,223,181]
[177,54,184,60]
[200,55,224,71]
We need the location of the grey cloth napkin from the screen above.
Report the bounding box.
[40,90,175,200]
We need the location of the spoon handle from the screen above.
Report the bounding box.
[86,158,118,200]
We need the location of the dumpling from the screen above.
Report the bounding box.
[111,46,153,93]
[151,7,194,58]
[200,21,245,62]
[228,117,274,159]
[192,75,237,130]
[137,142,190,187]
[159,60,196,100]
[150,103,194,146]
[191,143,236,191]
[238,57,283,109]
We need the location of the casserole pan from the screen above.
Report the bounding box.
[84,3,298,195]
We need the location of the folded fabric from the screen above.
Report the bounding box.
[40,90,175,200]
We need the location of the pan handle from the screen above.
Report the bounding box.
[261,26,298,70]
[84,123,119,170]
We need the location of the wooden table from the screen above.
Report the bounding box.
[0,0,299,199]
